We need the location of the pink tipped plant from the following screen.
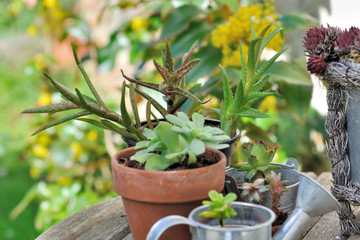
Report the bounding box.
[265,171,290,215]
[240,178,268,204]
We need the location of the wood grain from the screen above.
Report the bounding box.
[36,196,130,240]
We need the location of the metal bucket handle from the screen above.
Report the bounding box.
[146,215,196,240]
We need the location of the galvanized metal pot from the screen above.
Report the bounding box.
[146,202,275,240]
[224,159,300,213]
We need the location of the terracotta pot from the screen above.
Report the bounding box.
[111,146,226,240]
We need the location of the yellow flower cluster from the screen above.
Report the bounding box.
[131,16,149,31]
[258,96,278,113]
[211,0,284,67]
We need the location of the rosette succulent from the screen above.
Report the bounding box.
[232,141,279,181]
[240,178,267,203]
[199,190,237,227]
[130,112,230,171]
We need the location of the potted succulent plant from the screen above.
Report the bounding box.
[111,112,229,240]
[225,141,300,214]
[207,16,287,164]
[146,190,276,240]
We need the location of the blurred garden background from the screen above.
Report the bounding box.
[1,0,359,239]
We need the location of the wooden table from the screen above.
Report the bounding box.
[36,172,360,240]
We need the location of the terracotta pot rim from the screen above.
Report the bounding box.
[111,146,227,203]
[112,146,225,174]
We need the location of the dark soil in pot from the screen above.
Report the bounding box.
[118,154,219,170]
[271,210,289,236]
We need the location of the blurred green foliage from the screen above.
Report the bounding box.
[2,0,332,238]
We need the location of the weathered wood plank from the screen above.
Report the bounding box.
[296,172,333,240]
[36,196,130,240]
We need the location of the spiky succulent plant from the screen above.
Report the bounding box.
[265,171,289,214]
[232,141,279,181]
[22,42,207,142]
[302,25,339,75]
[216,17,287,137]
[240,178,267,203]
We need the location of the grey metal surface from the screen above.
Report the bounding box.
[345,88,360,185]
[273,173,341,240]
[225,160,300,213]
[146,202,275,240]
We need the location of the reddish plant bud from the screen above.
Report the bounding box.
[307,55,326,75]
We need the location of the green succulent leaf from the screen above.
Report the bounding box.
[76,118,111,130]
[162,41,174,73]
[247,47,288,91]
[168,86,210,104]
[252,142,267,159]
[190,139,205,155]
[43,72,81,106]
[231,107,271,118]
[247,155,259,168]
[101,120,138,141]
[245,168,258,180]
[219,65,233,111]
[129,83,141,129]
[22,102,79,114]
[31,110,91,136]
[251,74,271,93]
[145,155,174,171]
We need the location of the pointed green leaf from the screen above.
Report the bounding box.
[72,44,112,113]
[172,59,200,85]
[245,168,257,180]
[128,84,168,117]
[247,47,288,91]
[251,74,271,93]
[239,43,247,90]
[230,76,245,113]
[43,72,81,106]
[31,110,91,136]
[247,155,258,168]
[247,37,262,82]
[182,40,198,65]
[260,27,284,56]
[219,65,233,111]
[76,118,111,130]
[169,86,210,104]
[120,83,132,129]
[129,83,141,129]
[101,119,138,141]
[244,91,276,104]
[252,143,266,159]
[162,41,174,73]
[22,102,79,114]
[247,12,256,40]
[121,70,161,92]
[153,59,170,82]
[231,107,270,118]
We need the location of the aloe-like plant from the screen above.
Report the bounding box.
[130,112,229,171]
[216,16,288,137]
[232,140,279,182]
[22,42,206,142]
[198,190,237,227]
